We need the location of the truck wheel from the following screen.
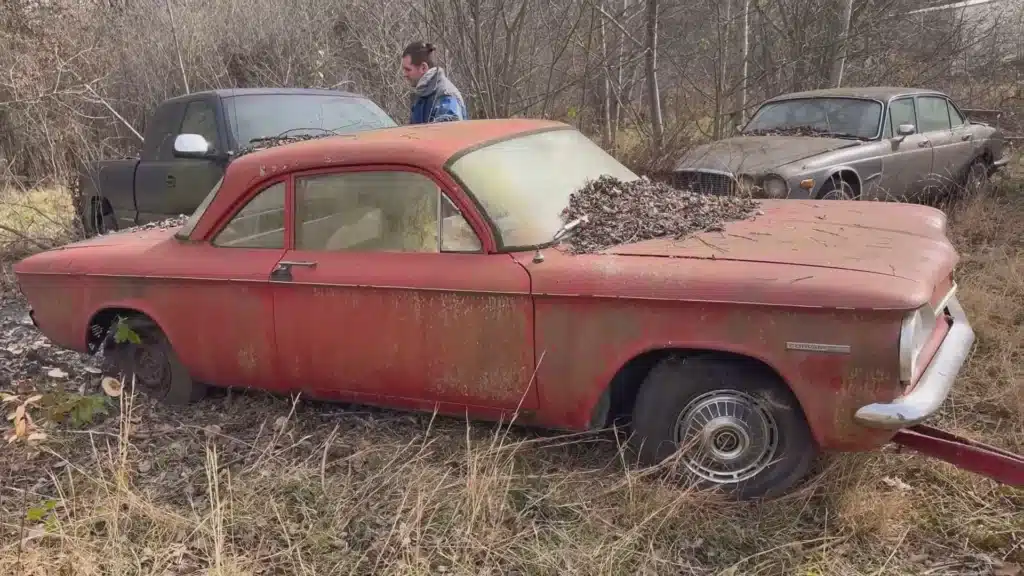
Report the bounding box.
[105,316,206,405]
[87,198,118,236]
[629,355,817,500]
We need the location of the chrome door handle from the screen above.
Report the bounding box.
[918,141,930,148]
[278,261,318,268]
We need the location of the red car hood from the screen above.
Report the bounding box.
[601,199,955,282]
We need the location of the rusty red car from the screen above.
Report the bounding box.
[13,119,1023,498]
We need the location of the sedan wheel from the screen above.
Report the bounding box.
[964,160,990,198]
[105,317,206,405]
[674,389,779,484]
[629,355,817,500]
[817,177,856,200]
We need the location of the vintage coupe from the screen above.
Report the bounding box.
[14,119,1023,498]
[673,87,1010,201]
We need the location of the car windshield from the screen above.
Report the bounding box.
[448,128,639,249]
[174,176,222,240]
[223,94,397,146]
[742,97,882,140]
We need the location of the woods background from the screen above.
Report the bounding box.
[1,0,1022,187]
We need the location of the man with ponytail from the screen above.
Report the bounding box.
[400,41,469,124]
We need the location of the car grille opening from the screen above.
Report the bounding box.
[672,171,738,196]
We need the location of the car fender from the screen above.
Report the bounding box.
[580,338,808,431]
[82,296,179,354]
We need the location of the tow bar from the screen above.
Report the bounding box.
[892,424,1024,486]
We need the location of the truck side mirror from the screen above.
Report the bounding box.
[173,133,215,159]
[896,124,916,137]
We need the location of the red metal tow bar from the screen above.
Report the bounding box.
[892,424,1024,486]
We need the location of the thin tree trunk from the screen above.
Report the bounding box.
[600,0,612,147]
[741,0,750,125]
[830,0,854,87]
[645,0,664,151]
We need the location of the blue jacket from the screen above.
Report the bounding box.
[410,67,469,124]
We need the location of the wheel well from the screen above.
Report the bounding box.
[599,348,793,428]
[819,170,861,198]
[86,307,153,353]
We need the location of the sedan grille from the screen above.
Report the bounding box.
[672,170,738,196]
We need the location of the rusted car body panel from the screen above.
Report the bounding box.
[16,118,1020,488]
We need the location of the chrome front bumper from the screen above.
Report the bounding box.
[854,296,975,429]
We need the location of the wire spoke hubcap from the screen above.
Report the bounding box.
[674,390,779,485]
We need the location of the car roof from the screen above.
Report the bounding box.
[228,118,569,177]
[764,86,948,103]
[163,87,368,103]
[189,118,569,240]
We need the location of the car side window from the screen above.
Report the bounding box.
[917,96,951,133]
[946,100,966,128]
[888,98,916,137]
[294,170,482,253]
[212,181,286,248]
[180,100,218,145]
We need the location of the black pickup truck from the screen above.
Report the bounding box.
[78,87,397,235]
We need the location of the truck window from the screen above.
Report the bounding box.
[180,100,219,146]
[223,94,397,148]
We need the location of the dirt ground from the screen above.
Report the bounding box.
[0,173,1022,575]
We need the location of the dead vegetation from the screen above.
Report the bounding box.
[560,175,761,254]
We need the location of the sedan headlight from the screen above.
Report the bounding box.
[899,304,939,382]
[762,175,789,198]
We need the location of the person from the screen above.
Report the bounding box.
[401,41,469,124]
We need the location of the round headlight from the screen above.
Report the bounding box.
[762,176,789,198]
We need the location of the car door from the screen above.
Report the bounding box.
[270,166,539,418]
[879,96,933,201]
[159,178,291,394]
[136,96,228,223]
[915,95,957,194]
[945,98,978,179]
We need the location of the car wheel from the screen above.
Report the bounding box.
[628,355,817,500]
[963,159,990,198]
[105,316,206,405]
[84,198,117,237]
[816,176,856,200]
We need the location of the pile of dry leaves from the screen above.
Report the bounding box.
[560,175,761,254]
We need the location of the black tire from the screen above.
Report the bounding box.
[85,198,118,237]
[962,159,990,199]
[105,316,206,405]
[628,355,817,500]
[816,176,856,200]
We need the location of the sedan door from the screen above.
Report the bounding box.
[879,96,934,201]
[153,178,291,395]
[270,166,539,419]
[915,95,959,193]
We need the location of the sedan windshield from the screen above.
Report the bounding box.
[448,128,638,249]
[223,94,397,146]
[743,97,882,140]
